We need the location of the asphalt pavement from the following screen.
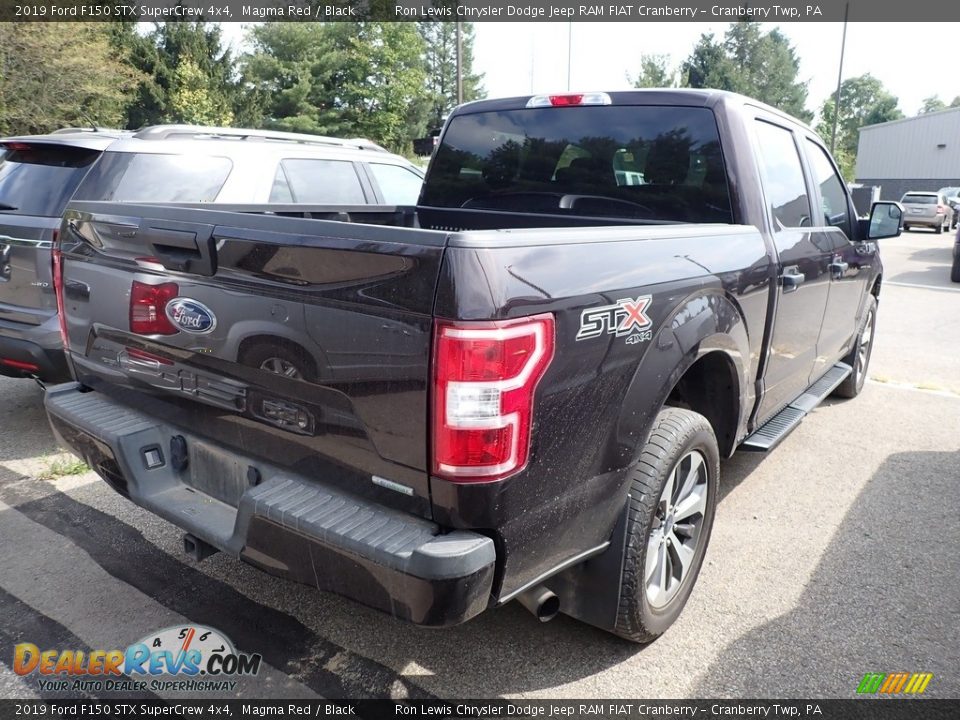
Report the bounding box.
[0,229,957,700]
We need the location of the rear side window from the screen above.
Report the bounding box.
[421,105,732,223]
[73,152,231,203]
[0,144,100,216]
[269,159,366,204]
[901,194,936,205]
[753,121,811,230]
[368,162,423,205]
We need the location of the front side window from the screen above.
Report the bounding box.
[753,121,811,230]
[806,140,852,238]
[368,163,423,205]
[271,159,366,204]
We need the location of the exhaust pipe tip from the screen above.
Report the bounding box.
[517,586,560,623]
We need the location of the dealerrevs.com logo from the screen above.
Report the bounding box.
[13,625,261,693]
[856,672,934,695]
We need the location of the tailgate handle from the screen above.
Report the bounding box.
[141,223,217,277]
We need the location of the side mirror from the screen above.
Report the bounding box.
[868,201,903,239]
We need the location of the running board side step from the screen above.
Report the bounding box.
[741,362,852,451]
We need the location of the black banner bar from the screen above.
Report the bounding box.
[0,700,958,720]
[3,0,960,22]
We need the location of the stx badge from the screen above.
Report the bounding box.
[577,295,653,344]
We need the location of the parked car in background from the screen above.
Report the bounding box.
[952,226,960,282]
[900,191,952,233]
[935,186,960,228]
[0,124,425,383]
[0,128,129,381]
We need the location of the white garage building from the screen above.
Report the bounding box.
[855,107,960,201]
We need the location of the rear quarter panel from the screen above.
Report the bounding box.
[431,224,772,598]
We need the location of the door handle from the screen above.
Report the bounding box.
[829,260,849,278]
[782,268,805,293]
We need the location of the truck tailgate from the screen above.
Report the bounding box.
[56,202,446,518]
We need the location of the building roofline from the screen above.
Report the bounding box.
[859,105,960,134]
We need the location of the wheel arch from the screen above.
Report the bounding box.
[612,289,753,465]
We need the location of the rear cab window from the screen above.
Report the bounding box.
[73,152,232,203]
[421,104,733,223]
[0,143,100,216]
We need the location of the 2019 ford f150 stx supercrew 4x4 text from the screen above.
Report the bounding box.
[44,90,902,642]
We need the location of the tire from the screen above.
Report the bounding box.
[936,221,944,234]
[614,407,719,643]
[833,295,877,399]
[239,340,317,382]
[951,252,960,283]
[903,224,910,232]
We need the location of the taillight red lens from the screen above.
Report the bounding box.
[130,281,179,335]
[432,314,554,482]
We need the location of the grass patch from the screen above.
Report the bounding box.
[38,455,89,480]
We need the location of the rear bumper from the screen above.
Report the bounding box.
[0,332,69,381]
[44,383,496,627]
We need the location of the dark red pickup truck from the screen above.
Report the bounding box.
[45,90,902,642]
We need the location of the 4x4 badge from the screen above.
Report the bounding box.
[576,295,653,343]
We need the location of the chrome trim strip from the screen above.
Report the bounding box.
[0,235,53,250]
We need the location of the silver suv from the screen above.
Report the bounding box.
[0,125,424,383]
[72,125,425,207]
[900,191,952,233]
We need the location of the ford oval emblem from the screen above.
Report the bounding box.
[165,298,217,334]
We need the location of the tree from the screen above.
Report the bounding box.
[815,74,903,180]
[418,21,485,128]
[681,33,735,90]
[682,22,811,122]
[119,22,239,129]
[325,23,430,151]
[951,96,960,108]
[168,58,234,126]
[0,23,142,135]
[630,54,677,89]
[241,22,431,152]
[238,23,336,134]
[919,95,946,114]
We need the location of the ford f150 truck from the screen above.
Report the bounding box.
[44,90,903,642]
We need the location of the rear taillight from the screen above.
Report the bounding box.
[432,314,554,482]
[939,204,948,214]
[130,281,179,335]
[52,231,69,351]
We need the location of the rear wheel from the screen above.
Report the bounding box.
[936,221,944,234]
[239,340,317,382]
[834,295,877,399]
[614,407,719,643]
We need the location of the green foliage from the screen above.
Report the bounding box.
[118,21,238,129]
[630,54,677,89]
[241,22,431,152]
[919,95,946,114]
[0,22,142,135]
[168,59,234,126]
[682,22,812,122]
[327,23,428,152]
[815,74,903,180]
[418,21,485,127]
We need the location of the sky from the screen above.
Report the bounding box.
[219,22,957,123]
